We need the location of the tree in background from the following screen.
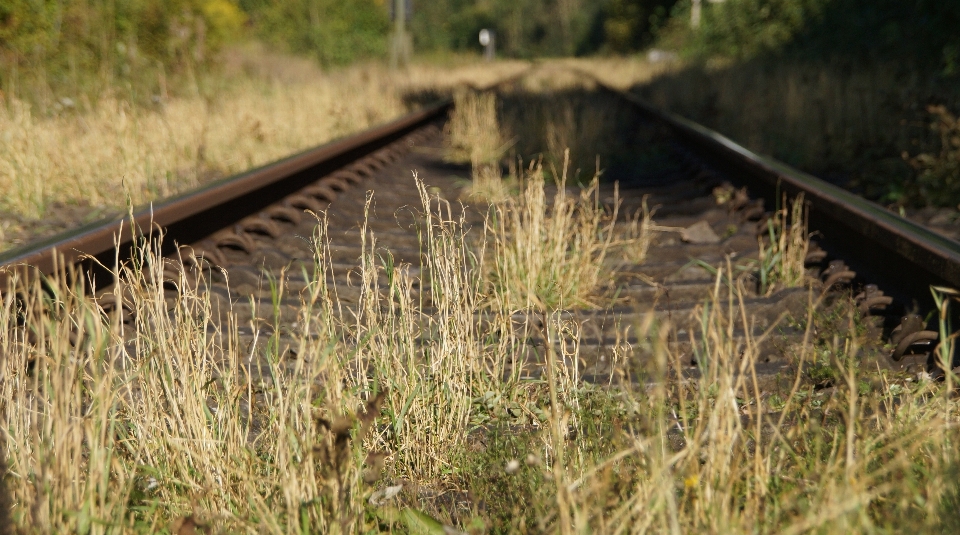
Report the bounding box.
[667,0,829,58]
[241,0,389,66]
[0,0,388,103]
[660,0,960,69]
[602,0,676,52]
[410,0,601,58]
[408,0,678,58]
[0,0,245,103]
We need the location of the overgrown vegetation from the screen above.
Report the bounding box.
[4,170,960,531]
[660,0,960,67]
[411,0,676,57]
[0,0,676,107]
[487,159,617,310]
[907,106,960,208]
[661,0,827,59]
[756,194,809,294]
[444,90,507,167]
[7,5,960,528]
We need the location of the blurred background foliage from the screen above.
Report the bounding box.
[2,0,960,205]
[239,0,389,65]
[660,0,960,68]
[645,0,960,207]
[0,0,246,103]
[6,0,958,98]
[0,0,684,105]
[408,0,676,57]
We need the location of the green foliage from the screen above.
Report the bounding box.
[410,0,606,58]
[663,0,960,68]
[0,0,245,104]
[247,0,389,65]
[907,106,960,207]
[603,0,676,52]
[670,0,828,58]
[788,0,960,68]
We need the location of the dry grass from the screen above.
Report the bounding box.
[523,57,676,93]
[0,169,609,531]
[486,154,619,311]
[756,194,810,295]
[616,196,659,265]
[2,243,365,531]
[560,281,960,534]
[0,67,405,221]
[444,90,515,203]
[2,166,960,532]
[444,90,507,166]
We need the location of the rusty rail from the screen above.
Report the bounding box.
[0,100,452,290]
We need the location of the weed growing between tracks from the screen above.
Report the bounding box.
[486,159,618,311]
[756,194,810,295]
[3,177,960,532]
[445,90,516,203]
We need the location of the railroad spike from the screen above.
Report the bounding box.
[854,284,893,314]
[263,205,303,225]
[286,193,328,213]
[238,217,282,239]
[891,314,927,346]
[888,314,938,363]
[820,260,856,292]
[302,183,338,203]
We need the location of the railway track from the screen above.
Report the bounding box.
[2,67,958,387]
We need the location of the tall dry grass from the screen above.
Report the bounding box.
[755,194,810,295]
[0,167,612,531]
[487,156,618,311]
[444,89,516,202]
[444,90,507,166]
[444,90,626,311]
[561,278,960,533]
[2,168,960,532]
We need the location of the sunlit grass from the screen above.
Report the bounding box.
[3,167,960,532]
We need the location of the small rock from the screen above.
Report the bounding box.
[681,221,721,244]
[647,49,679,63]
[369,484,404,506]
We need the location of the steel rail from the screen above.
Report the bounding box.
[0,100,453,290]
[580,72,960,309]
